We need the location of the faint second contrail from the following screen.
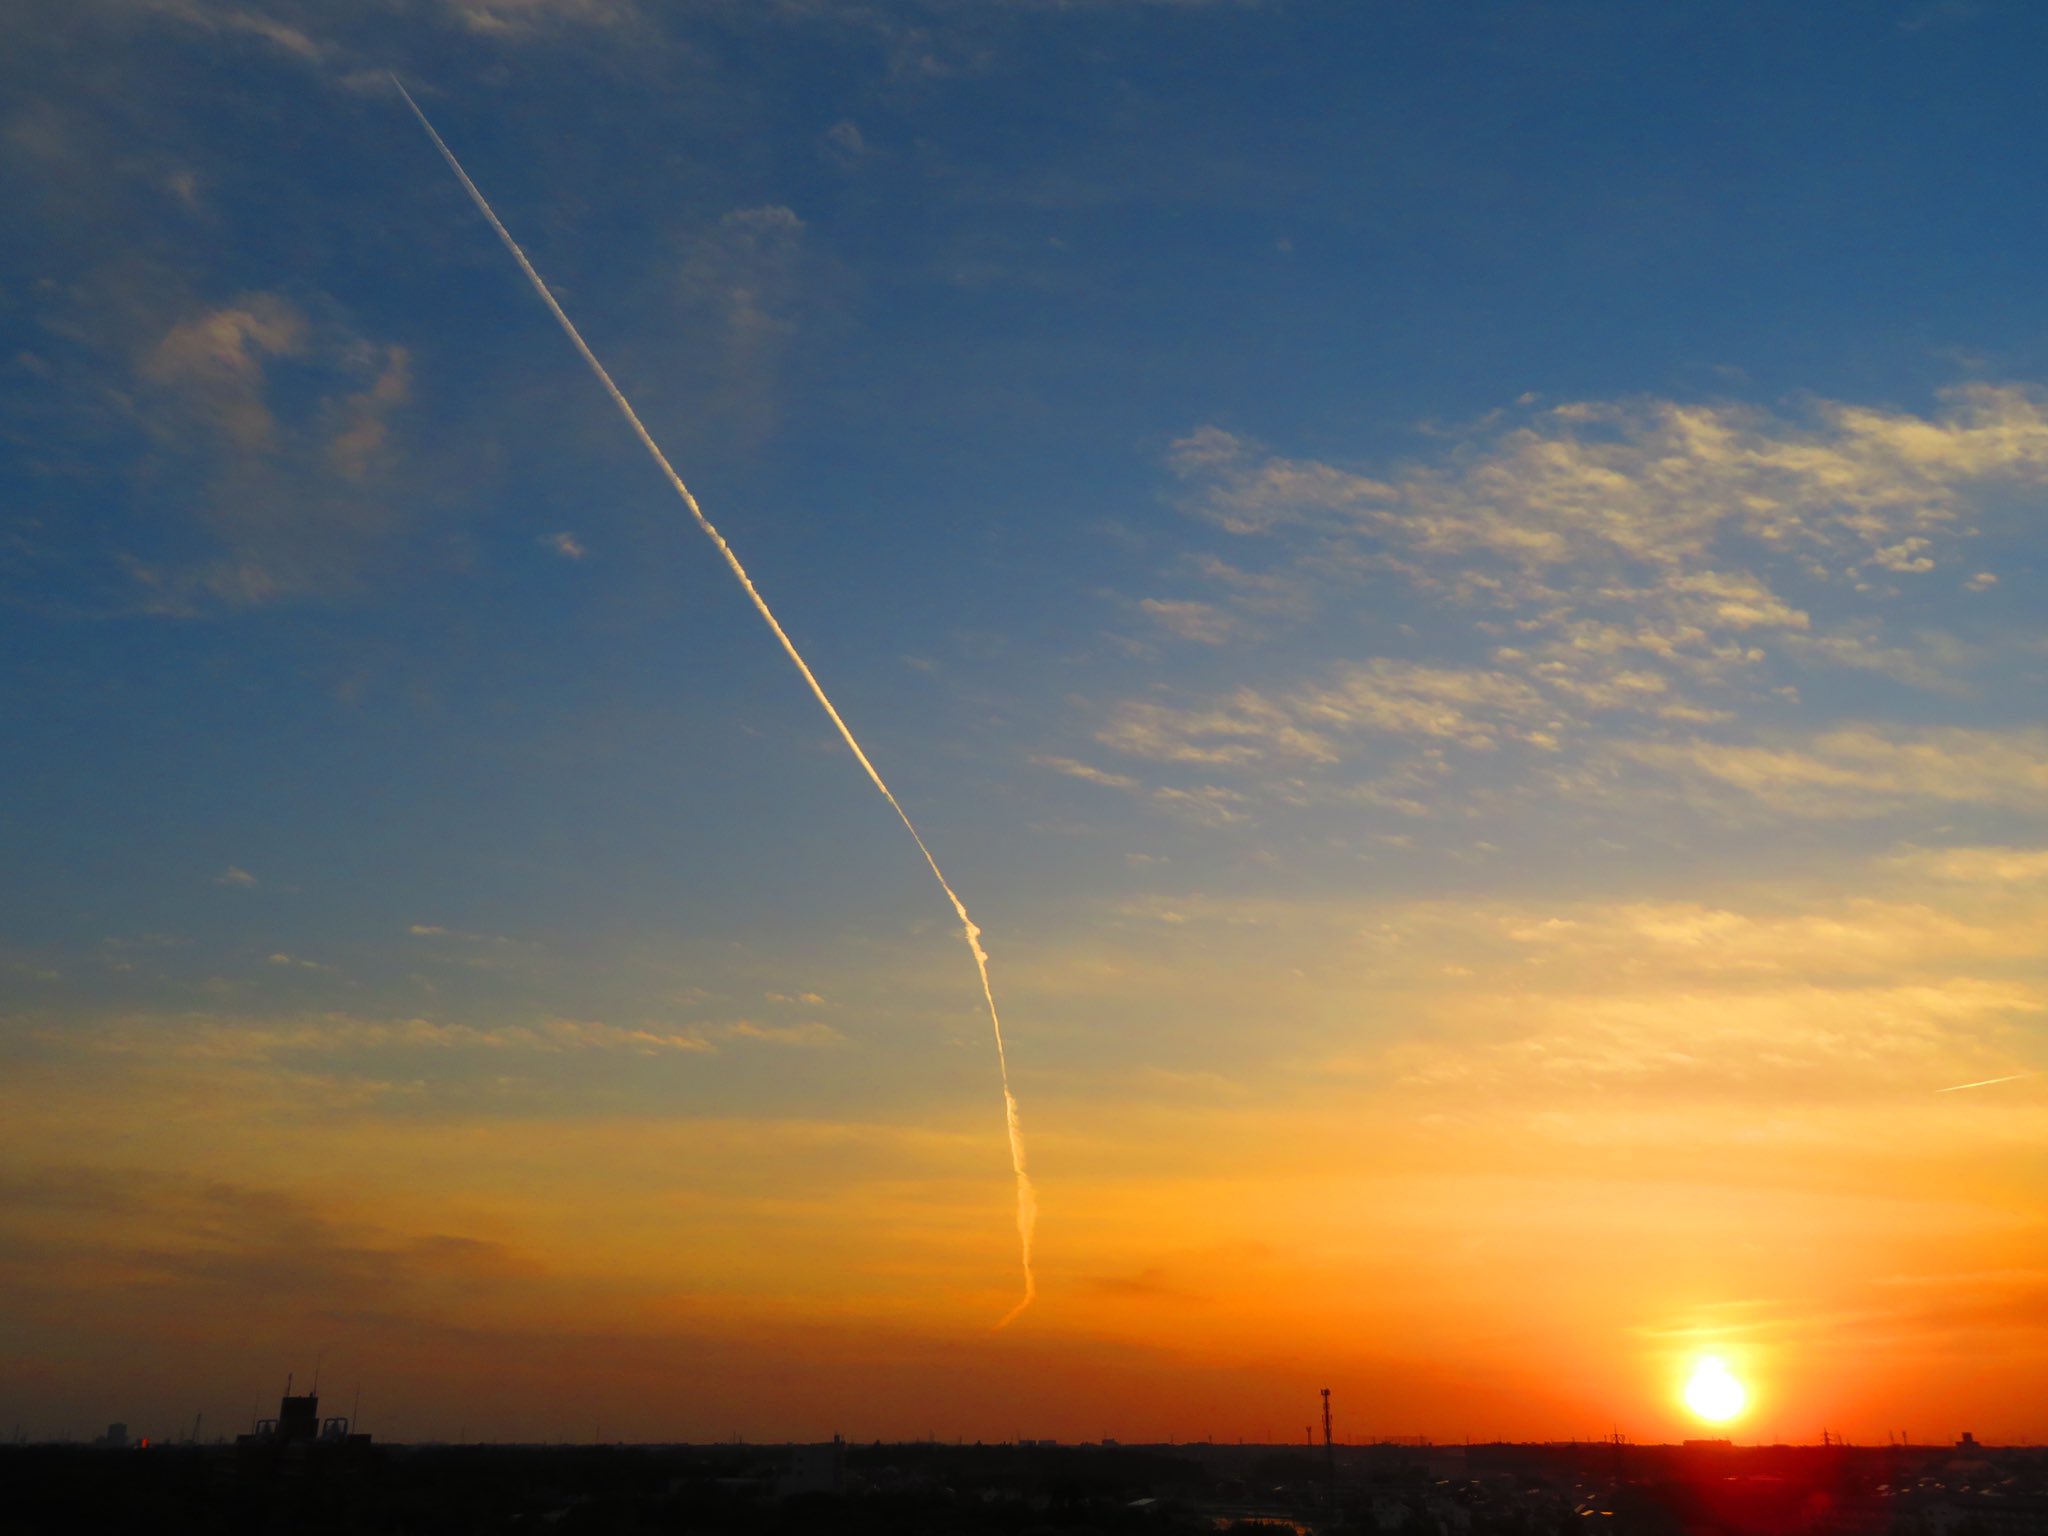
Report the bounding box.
[1937,1072,2034,1093]
[390,74,1037,1326]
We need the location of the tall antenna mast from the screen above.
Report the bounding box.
[1322,1388,1336,1510]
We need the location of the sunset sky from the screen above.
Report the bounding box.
[4,0,2046,1447]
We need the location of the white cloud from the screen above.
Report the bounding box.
[1098,659,1556,770]
[125,293,415,609]
[1620,726,2048,817]
[1384,978,2038,1103]
[1099,689,1336,767]
[1105,382,2048,824]
[719,1020,843,1047]
[544,532,588,560]
[1885,845,2048,884]
[440,0,635,34]
[214,866,257,887]
[141,296,307,452]
[266,953,334,972]
[1181,385,2048,581]
[676,205,812,445]
[135,0,330,62]
[1137,597,1236,644]
[1031,755,1140,790]
[407,924,515,946]
[1148,784,1250,824]
[819,119,867,168]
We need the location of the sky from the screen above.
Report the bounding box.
[3,0,2046,1447]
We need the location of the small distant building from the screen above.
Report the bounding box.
[778,1435,844,1497]
[96,1423,128,1449]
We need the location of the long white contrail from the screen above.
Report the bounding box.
[391,75,1037,1327]
[1937,1072,2034,1093]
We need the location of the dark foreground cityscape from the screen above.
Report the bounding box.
[7,1385,2043,1536]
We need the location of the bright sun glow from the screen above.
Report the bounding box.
[1683,1356,1748,1423]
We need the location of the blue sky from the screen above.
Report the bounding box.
[4,0,2047,1443]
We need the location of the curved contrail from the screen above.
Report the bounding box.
[391,75,1037,1327]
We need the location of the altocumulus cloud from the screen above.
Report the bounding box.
[1076,381,2048,826]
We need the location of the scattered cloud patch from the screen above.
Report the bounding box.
[1098,382,2048,824]
[1619,726,2048,818]
[1189,385,2048,578]
[818,119,867,169]
[678,205,811,445]
[135,0,332,63]
[123,292,416,610]
[1137,597,1236,644]
[1031,755,1140,790]
[407,924,516,946]
[720,1021,844,1048]
[440,0,636,34]
[1099,660,1556,771]
[1885,845,2048,885]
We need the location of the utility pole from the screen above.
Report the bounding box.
[1322,1388,1337,1513]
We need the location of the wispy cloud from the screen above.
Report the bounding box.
[1137,597,1237,645]
[1886,845,2048,884]
[1158,386,2048,712]
[676,204,812,446]
[440,0,637,34]
[1619,726,2048,817]
[818,118,868,169]
[719,1021,844,1047]
[1079,383,2048,826]
[265,952,334,973]
[1030,754,1140,789]
[1098,660,1556,770]
[407,923,515,945]
[134,0,332,63]
[1174,385,2048,584]
[122,292,416,609]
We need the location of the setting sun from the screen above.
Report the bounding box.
[1683,1357,1749,1424]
